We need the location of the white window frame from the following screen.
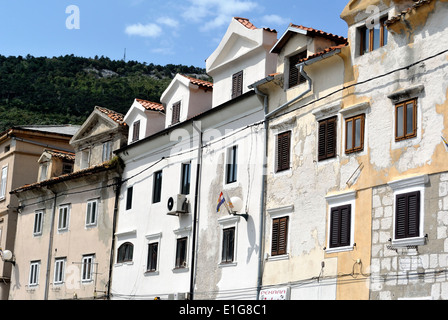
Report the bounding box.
[173,227,191,272]
[388,174,428,247]
[85,199,99,227]
[57,204,70,232]
[225,145,238,185]
[54,258,66,285]
[40,162,49,182]
[0,165,8,200]
[102,141,112,162]
[218,215,240,267]
[29,261,40,287]
[80,149,90,169]
[325,191,356,254]
[145,232,162,274]
[33,210,44,236]
[81,254,95,283]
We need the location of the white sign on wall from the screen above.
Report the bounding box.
[259,287,291,300]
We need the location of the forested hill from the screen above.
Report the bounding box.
[0,54,210,132]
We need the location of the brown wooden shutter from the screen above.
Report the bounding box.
[318,117,337,161]
[172,102,181,124]
[232,71,243,99]
[271,217,288,256]
[276,131,291,172]
[289,52,307,88]
[395,191,420,239]
[132,120,140,142]
[330,205,351,248]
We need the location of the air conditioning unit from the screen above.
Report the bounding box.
[167,194,188,216]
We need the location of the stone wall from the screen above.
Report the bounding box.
[370,172,448,300]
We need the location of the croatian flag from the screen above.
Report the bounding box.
[217,192,226,213]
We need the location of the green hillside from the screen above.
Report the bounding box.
[0,54,210,131]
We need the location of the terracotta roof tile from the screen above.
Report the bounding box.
[180,74,214,89]
[235,17,257,30]
[289,23,348,44]
[95,106,127,126]
[385,0,433,26]
[44,149,75,161]
[136,99,165,112]
[298,43,348,64]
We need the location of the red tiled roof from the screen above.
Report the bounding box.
[235,17,257,30]
[289,24,348,44]
[44,149,75,161]
[11,161,117,194]
[298,43,348,64]
[136,99,165,112]
[385,0,433,26]
[180,74,214,89]
[95,106,127,126]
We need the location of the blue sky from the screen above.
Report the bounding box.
[0,0,349,68]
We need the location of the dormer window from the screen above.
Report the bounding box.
[288,51,307,89]
[359,17,388,56]
[172,101,181,125]
[132,120,140,142]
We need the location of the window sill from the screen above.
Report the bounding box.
[325,245,354,254]
[172,267,189,274]
[218,261,237,268]
[392,237,426,247]
[267,254,289,262]
[144,270,159,276]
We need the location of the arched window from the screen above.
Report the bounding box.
[117,242,134,263]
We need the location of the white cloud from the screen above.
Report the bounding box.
[261,14,290,26]
[182,0,258,30]
[125,23,162,38]
[156,17,179,28]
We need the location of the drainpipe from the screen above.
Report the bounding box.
[44,190,57,300]
[189,121,203,300]
[106,176,121,299]
[251,63,313,300]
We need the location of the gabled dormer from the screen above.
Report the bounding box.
[37,149,75,182]
[160,74,213,128]
[206,17,277,107]
[70,106,128,171]
[270,23,348,90]
[124,98,165,144]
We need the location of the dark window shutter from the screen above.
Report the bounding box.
[232,71,243,99]
[395,191,420,239]
[276,131,291,172]
[318,117,337,161]
[330,205,351,248]
[132,121,140,142]
[272,217,288,256]
[172,102,181,124]
[289,51,307,88]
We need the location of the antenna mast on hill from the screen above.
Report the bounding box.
[123,48,126,62]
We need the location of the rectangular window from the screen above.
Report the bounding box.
[54,258,66,284]
[329,205,352,249]
[232,71,243,99]
[57,205,70,231]
[40,163,48,182]
[181,162,191,195]
[360,18,388,56]
[85,199,98,227]
[226,146,238,184]
[62,162,73,175]
[271,217,288,256]
[126,186,133,210]
[318,117,337,161]
[288,51,307,88]
[29,261,40,286]
[395,191,420,240]
[276,131,291,172]
[33,211,44,236]
[102,141,112,162]
[153,170,163,204]
[172,102,181,125]
[395,99,417,141]
[81,255,94,282]
[81,149,90,169]
[132,120,140,142]
[0,165,7,199]
[221,227,235,263]
[147,242,158,272]
[175,237,188,268]
[345,114,365,154]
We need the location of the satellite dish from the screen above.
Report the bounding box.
[2,250,13,261]
[230,197,243,213]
